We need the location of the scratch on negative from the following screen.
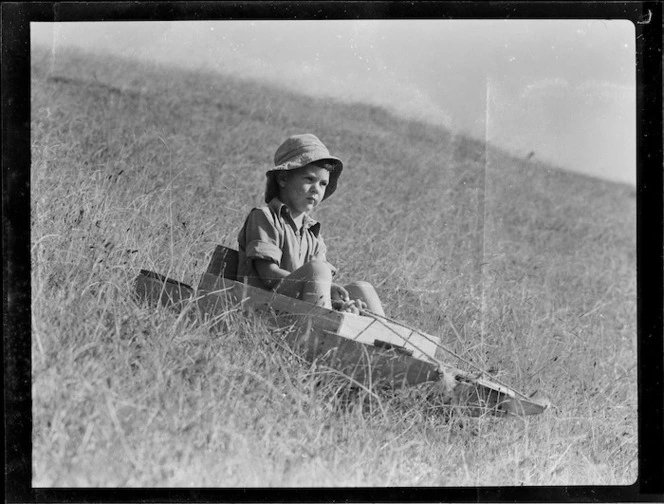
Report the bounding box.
[637,10,652,24]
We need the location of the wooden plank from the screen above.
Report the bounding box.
[135,270,194,307]
[283,320,440,387]
[198,272,344,334]
[450,373,548,417]
[196,274,440,387]
[336,313,439,361]
[194,273,238,321]
[204,245,239,280]
[202,274,430,352]
[198,271,234,296]
[199,246,441,360]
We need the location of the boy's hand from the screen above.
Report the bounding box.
[331,284,368,314]
[338,299,367,315]
[331,283,350,308]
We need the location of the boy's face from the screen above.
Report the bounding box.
[278,165,330,218]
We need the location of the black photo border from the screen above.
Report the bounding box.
[4,2,662,502]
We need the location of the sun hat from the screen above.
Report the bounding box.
[265,134,344,203]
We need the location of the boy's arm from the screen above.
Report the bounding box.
[253,259,291,290]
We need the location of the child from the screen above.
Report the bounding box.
[237,133,385,316]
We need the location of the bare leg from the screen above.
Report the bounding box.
[344,281,385,316]
[275,260,333,308]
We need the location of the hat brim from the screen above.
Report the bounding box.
[265,158,343,203]
[272,151,343,173]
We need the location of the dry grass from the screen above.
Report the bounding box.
[30,45,637,487]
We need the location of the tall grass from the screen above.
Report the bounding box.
[31,45,637,487]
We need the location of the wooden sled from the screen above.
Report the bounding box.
[135,246,549,417]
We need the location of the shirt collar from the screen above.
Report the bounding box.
[268,197,321,236]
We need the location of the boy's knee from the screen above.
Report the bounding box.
[346,280,374,292]
[305,259,333,281]
[345,280,378,301]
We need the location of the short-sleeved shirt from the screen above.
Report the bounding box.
[237,197,336,289]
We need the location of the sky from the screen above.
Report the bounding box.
[31,20,636,185]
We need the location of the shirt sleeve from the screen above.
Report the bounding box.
[243,208,283,265]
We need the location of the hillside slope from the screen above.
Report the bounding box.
[30,45,637,487]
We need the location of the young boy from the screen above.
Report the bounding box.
[237,133,385,316]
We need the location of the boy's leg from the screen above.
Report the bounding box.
[275,260,333,308]
[344,281,385,316]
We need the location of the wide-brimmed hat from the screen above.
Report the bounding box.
[265,134,344,203]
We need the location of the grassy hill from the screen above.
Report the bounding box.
[30,45,637,487]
